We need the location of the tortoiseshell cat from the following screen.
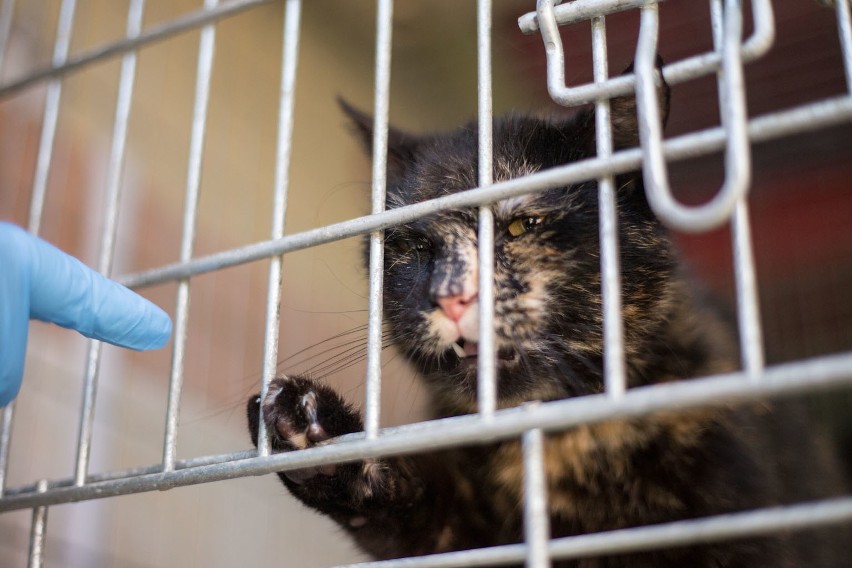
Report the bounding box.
[247,80,848,565]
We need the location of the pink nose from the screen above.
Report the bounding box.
[437,293,477,322]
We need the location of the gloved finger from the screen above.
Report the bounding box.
[15,223,172,350]
[0,224,32,406]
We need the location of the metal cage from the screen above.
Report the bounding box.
[2,0,852,566]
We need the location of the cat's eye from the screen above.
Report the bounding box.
[507,216,544,237]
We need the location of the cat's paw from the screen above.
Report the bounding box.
[247,376,362,484]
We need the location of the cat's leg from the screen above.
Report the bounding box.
[247,376,449,559]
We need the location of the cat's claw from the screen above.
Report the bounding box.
[252,376,361,484]
[301,391,330,443]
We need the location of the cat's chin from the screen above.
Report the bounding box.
[450,340,518,367]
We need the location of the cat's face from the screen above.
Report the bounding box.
[344,101,677,412]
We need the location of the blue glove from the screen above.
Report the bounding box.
[0,222,172,406]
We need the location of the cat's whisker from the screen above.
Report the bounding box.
[277,324,370,364]
[294,338,394,375]
[276,325,396,371]
[282,335,374,370]
[299,342,373,374]
[304,356,368,378]
[302,340,397,378]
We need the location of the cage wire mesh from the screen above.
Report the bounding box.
[1,0,852,566]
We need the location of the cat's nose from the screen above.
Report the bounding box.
[436,293,477,322]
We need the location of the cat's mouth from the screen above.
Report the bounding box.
[451,340,517,364]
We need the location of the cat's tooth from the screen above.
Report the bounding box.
[452,342,466,358]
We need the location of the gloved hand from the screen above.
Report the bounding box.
[0,222,172,406]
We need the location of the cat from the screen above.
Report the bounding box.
[246,74,849,566]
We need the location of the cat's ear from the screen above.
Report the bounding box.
[609,56,671,149]
[338,97,419,180]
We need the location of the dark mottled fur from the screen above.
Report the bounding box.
[247,77,849,565]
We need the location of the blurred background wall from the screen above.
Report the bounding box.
[0,1,850,566]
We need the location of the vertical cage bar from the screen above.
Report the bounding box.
[731,203,764,376]
[3,0,77,499]
[710,0,764,377]
[0,404,11,496]
[27,480,49,568]
[163,0,218,470]
[28,0,77,236]
[836,0,852,92]
[364,0,394,439]
[477,0,497,418]
[522,428,550,568]
[257,0,302,458]
[591,16,626,398]
[0,21,9,492]
[0,0,14,75]
[74,0,145,487]
[710,0,723,73]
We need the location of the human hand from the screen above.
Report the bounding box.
[0,222,172,406]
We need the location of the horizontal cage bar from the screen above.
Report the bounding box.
[3,350,852,512]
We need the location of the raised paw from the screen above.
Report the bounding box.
[247,376,362,484]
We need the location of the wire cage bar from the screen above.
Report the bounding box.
[1,0,851,566]
[364,0,394,440]
[256,0,302,458]
[477,0,498,419]
[159,0,219,475]
[73,0,146,488]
